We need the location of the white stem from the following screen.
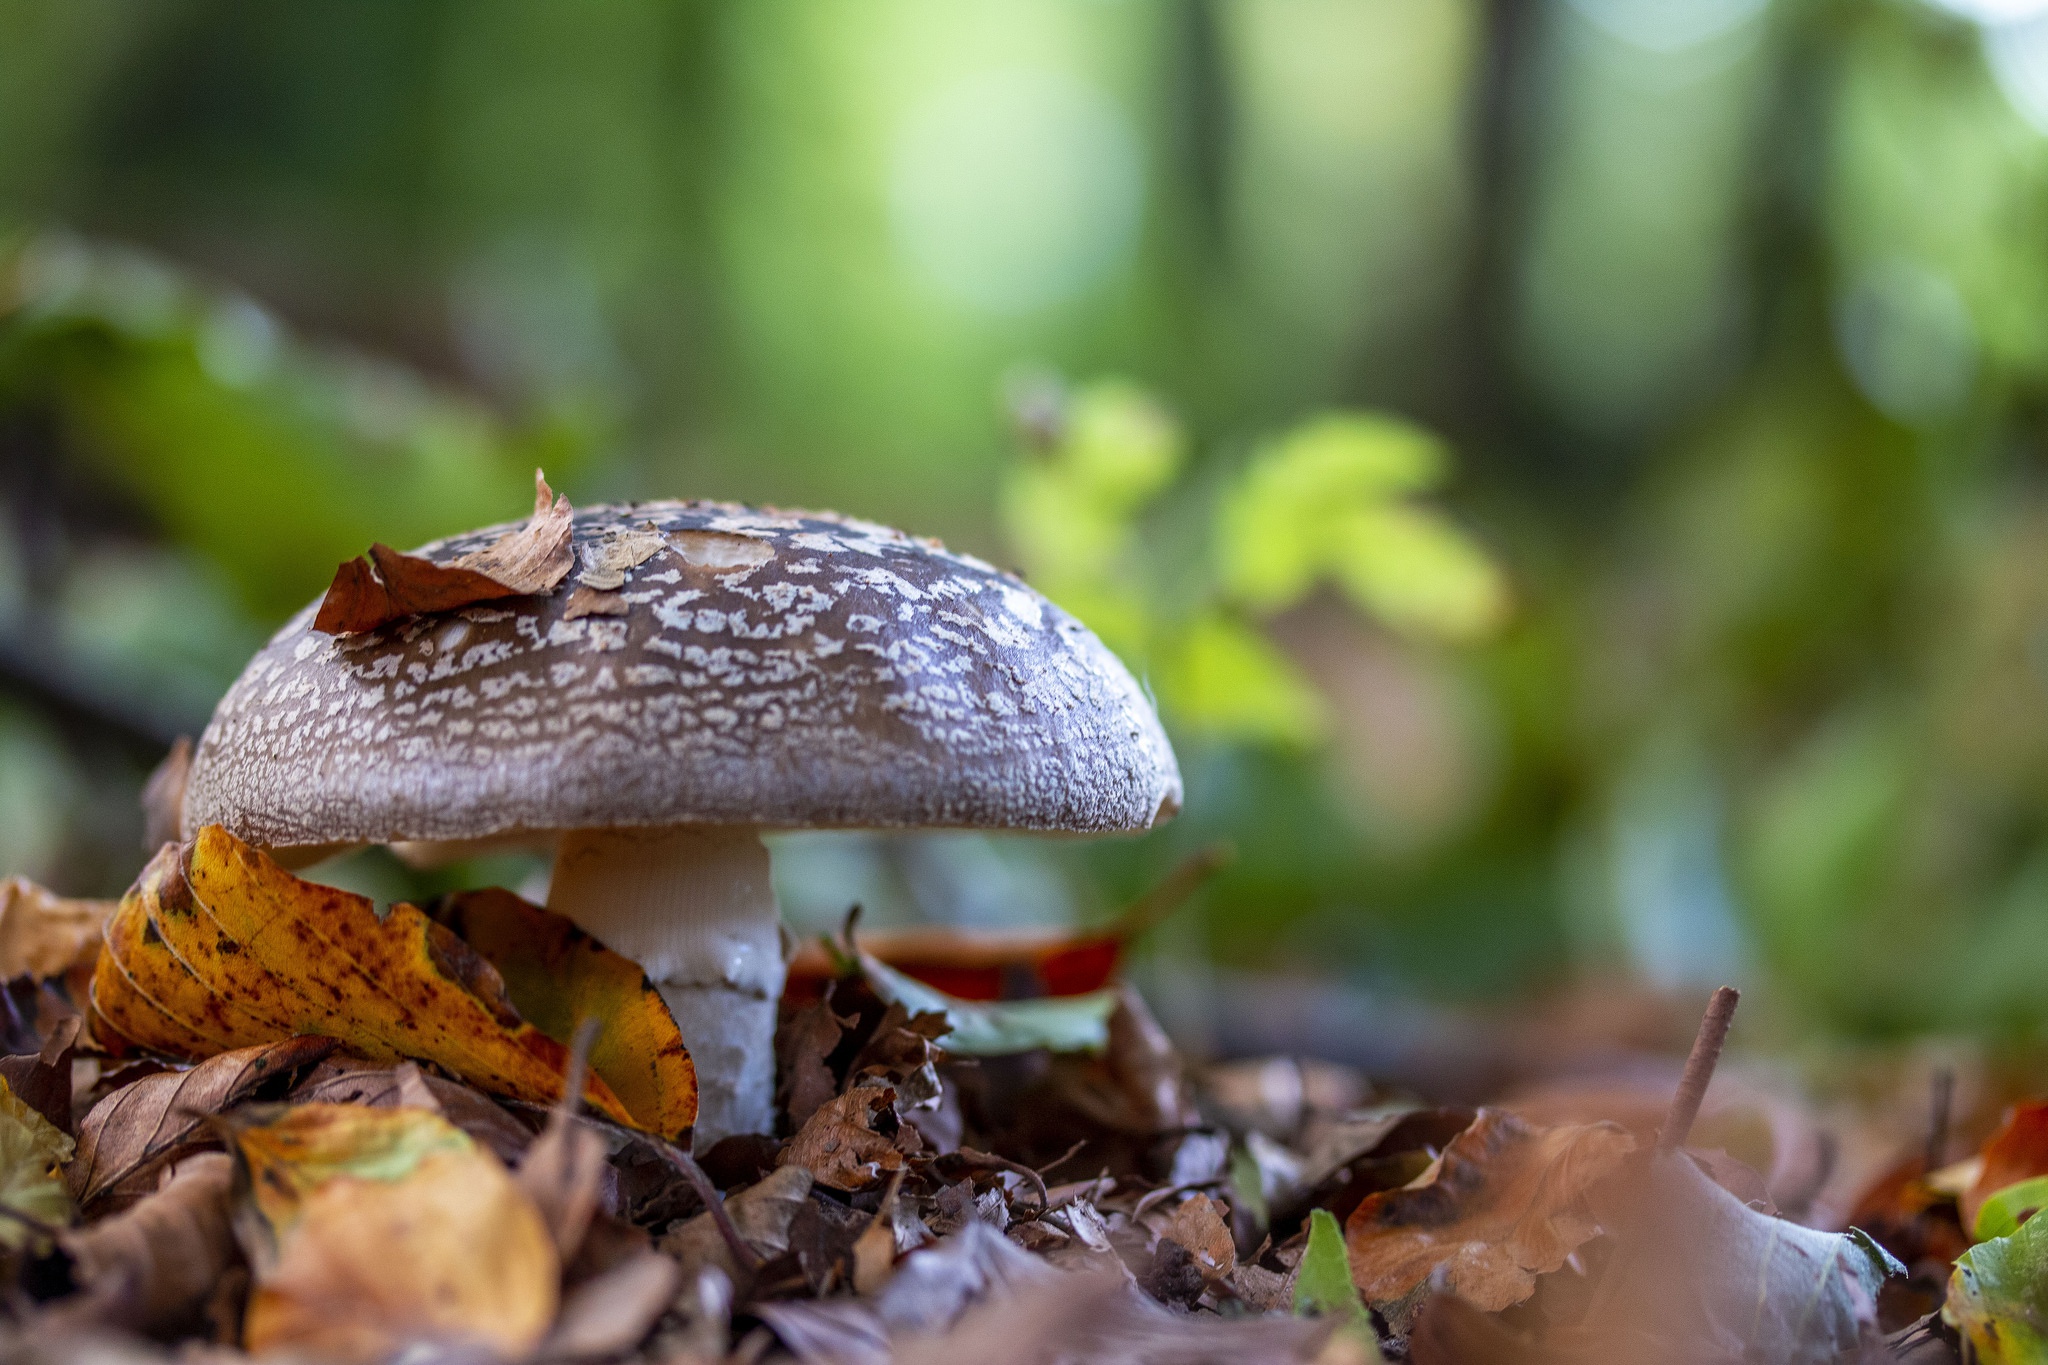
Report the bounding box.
[546,825,785,1149]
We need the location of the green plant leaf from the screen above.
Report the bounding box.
[0,1076,73,1246]
[1978,1176,2048,1243]
[1950,1192,2048,1362]
[1159,615,1325,746]
[1059,380,1183,510]
[1295,1208,1368,1324]
[856,950,1117,1055]
[1329,504,1507,643]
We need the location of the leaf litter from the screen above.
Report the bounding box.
[11,835,2048,1364]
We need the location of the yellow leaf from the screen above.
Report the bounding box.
[92,828,648,1128]
[1159,616,1326,747]
[1330,505,1508,643]
[232,1103,557,1361]
[0,1075,72,1246]
[433,888,697,1140]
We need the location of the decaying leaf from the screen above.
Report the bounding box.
[561,585,630,619]
[51,1150,239,1335]
[0,1074,72,1244]
[69,1035,337,1209]
[1159,1192,1235,1278]
[141,738,192,852]
[1967,1101,2048,1237]
[290,1056,536,1165]
[777,996,850,1131]
[576,522,667,590]
[312,469,574,635]
[0,876,110,983]
[545,1248,681,1360]
[660,1164,814,1282]
[433,886,697,1139]
[858,949,1117,1056]
[1,1014,79,1135]
[230,1102,558,1361]
[89,829,637,1125]
[1592,1152,1903,1365]
[779,1083,907,1192]
[1344,1109,1635,1328]
[1948,1189,2048,1362]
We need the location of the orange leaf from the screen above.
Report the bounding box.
[1345,1108,1636,1328]
[312,469,574,635]
[432,888,696,1140]
[92,827,637,1128]
[1965,1100,2048,1234]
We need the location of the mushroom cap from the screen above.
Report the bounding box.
[184,501,1181,851]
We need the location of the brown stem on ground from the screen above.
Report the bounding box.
[664,1142,763,1275]
[1657,986,1740,1156]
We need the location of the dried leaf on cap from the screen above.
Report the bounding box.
[70,1034,336,1209]
[312,469,574,635]
[1344,1108,1635,1329]
[575,523,666,590]
[779,1084,905,1192]
[229,1102,558,1361]
[88,827,638,1126]
[561,585,630,619]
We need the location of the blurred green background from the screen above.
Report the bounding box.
[3,0,2047,1054]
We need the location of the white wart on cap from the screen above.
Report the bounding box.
[184,500,1182,1146]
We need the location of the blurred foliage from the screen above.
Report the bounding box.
[7,0,2048,1049]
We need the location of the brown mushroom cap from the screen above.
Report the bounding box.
[183,501,1182,851]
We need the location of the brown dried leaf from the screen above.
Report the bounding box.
[0,1015,79,1134]
[1159,1191,1235,1277]
[518,1114,608,1262]
[561,585,629,620]
[141,738,192,852]
[51,1151,239,1335]
[544,1247,680,1360]
[659,1164,814,1282]
[313,469,574,634]
[69,1035,338,1209]
[1344,1108,1636,1326]
[290,1057,535,1167]
[575,523,666,590]
[0,877,110,982]
[777,998,849,1131]
[780,1084,905,1192]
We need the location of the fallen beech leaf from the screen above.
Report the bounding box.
[544,1248,680,1359]
[779,1083,905,1192]
[1967,1101,2048,1236]
[0,876,110,982]
[1160,1191,1235,1277]
[1,1015,79,1134]
[1614,1153,1903,1363]
[433,886,697,1139]
[777,997,850,1131]
[51,1151,237,1334]
[69,1035,336,1209]
[141,738,192,852]
[1344,1109,1635,1328]
[1948,1193,2048,1362]
[0,1075,71,1244]
[91,827,634,1125]
[231,1102,558,1361]
[312,469,574,635]
[858,949,1116,1056]
[291,1057,534,1166]
[659,1164,814,1281]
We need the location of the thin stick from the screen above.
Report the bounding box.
[663,1141,763,1275]
[1926,1067,1955,1173]
[1109,844,1235,942]
[1657,986,1740,1155]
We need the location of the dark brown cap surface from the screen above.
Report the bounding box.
[184,502,1181,850]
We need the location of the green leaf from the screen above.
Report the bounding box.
[1950,1193,2048,1362]
[1059,380,1183,510]
[1294,1208,1369,1325]
[0,1076,74,1246]
[855,950,1117,1055]
[1328,504,1507,643]
[1158,615,1325,747]
[1977,1177,2048,1243]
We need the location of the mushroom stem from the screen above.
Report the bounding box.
[546,825,785,1149]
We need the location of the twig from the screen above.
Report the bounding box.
[661,1141,763,1276]
[557,1017,599,1121]
[1657,986,1740,1155]
[1925,1067,1955,1173]
[1131,1178,1227,1222]
[1108,844,1234,942]
[949,1147,1051,1209]
[1036,1139,1089,1182]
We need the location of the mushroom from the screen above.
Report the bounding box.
[181,501,1181,1146]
